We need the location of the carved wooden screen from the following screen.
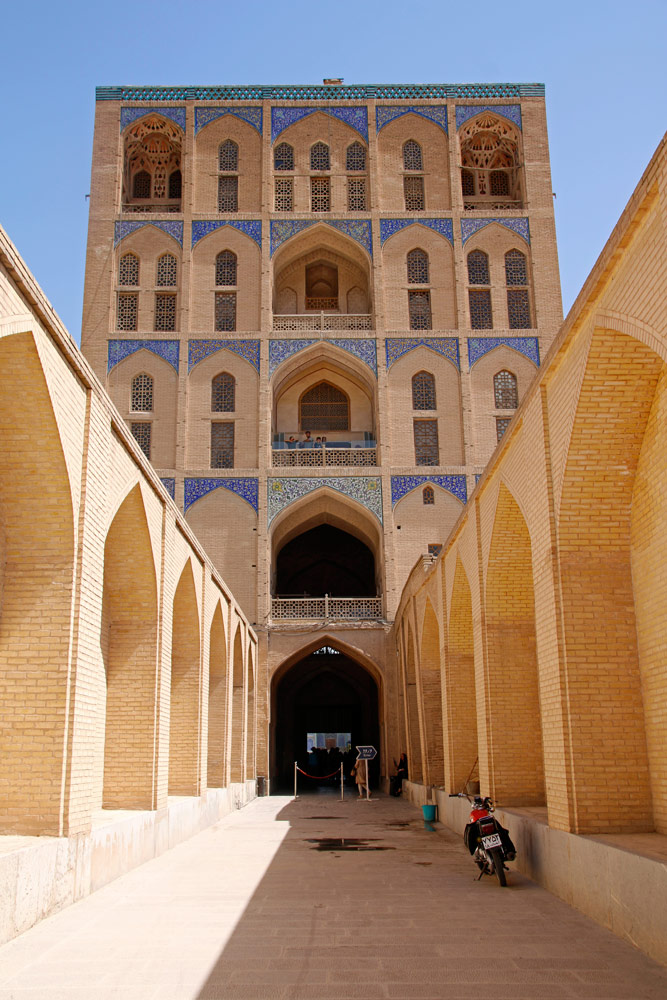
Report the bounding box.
[300,383,349,431]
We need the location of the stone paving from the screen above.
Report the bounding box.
[0,792,665,999]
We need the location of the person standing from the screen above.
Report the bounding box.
[352,758,370,798]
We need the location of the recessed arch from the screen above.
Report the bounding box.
[404,623,423,783]
[445,556,478,793]
[169,559,202,796]
[122,114,182,210]
[207,600,228,789]
[419,599,444,786]
[229,625,245,782]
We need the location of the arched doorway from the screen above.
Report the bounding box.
[275,524,376,597]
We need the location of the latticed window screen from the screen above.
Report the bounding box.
[131,374,153,412]
[461,169,475,196]
[215,251,237,286]
[274,143,294,171]
[310,142,330,171]
[414,419,439,466]
[131,422,151,459]
[412,371,436,410]
[300,382,349,431]
[408,291,432,330]
[423,485,435,505]
[133,171,151,198]
[469,290,493,329]
[467,250,490,285]
[275,178,293,211]
[156,254,177,287]
[505,250,528,286]
[490,170,510,196]
[215,293,236,331]
[211,372,235,412]
[494,370,518,409]
[168,170,182,199]
[403,140,423,170]
[347,178,366,211]
[428,543,442,557]
[155,293,176,331]
[211,422,234,468]
[311,177,330,212]
[117,293,138,331]
[404,176,425,211]
[218,140,238,172]
[507,289,531,329]
[407,249,429,284]
[346,142,366,171]
[119,254,139,286]
[218,176,238,212]
[496,417,511,441]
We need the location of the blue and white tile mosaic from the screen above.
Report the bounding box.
[467,337,539,367]
[475,474,482,484]
[269,339,377,377]
[461,218,530,246]
[385,338,460,370]
[379,218,453,246]
[194,107,263,135]
[114,220,184,248]
[188,339,260,373]
[270,219,372,257]
[184,477,259,514]
[269,339,315,377]
[391,475,467,507]
[271,106,369,143]
[108,339,180,373]
[326,339,377,375]
[120,107,186,131]
[268,476,383,525]
[160,478,176,500]
[455,104,522,130]
[375,105,448,134]
[192,220,262,249]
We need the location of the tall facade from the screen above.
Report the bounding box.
[82,82,561,785]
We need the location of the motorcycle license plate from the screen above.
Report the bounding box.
[481,833,502,850]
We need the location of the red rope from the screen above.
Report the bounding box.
[296,767,342,780]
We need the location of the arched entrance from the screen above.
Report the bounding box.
[275,524,376,597]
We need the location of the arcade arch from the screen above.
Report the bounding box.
[169,560,201,796]
[207,601,228,788]
[229,627,245,782]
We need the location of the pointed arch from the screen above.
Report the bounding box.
[245,646,256,779]
[445,557,478,793]
[404,623,423,783]
[169,559,202,796]
[229,625,245,782]
[207,600,228,788]
[420,599,444,786]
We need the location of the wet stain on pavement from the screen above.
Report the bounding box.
[306,837,395,852]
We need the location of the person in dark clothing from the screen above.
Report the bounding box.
[390,752,408,796]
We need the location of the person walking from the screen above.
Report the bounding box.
[352,758,370,798]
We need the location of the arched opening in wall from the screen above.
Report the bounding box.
[445,558,478,794]
[245,649,256,779]
[229,627,245,783]
[484,483,544,807]
[419,600,444,786]
[404,624,423,783]
[101,484,159,809]
[122,114,183,212]
[169,560,201,796]
[275,525,375,598]
[207,601,228,788]
[305,262,338,311]
[271,644,380,791]
[459,112,523,209]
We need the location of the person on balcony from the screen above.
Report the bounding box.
[298,430,312,448]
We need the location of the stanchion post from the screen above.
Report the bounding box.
[340,763,344,800]
[294,761,298,800]
[365,758,370,801]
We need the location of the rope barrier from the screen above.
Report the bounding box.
[296,767,342,780]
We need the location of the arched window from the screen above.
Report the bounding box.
[505,250,531,328]
[412,371,436,410]
[403,140,423,170]
[459,112,521,205]
[494,370,518,409]
[132,170,151,199]
[168,170,182,199]
[119,253,139,286]
[407,249,429,284]
[310,142,330,171]
[274,143,294,171]
[156,253,177,287]
[212,372,235,412]
[131,373,153,412]
[423,485,435,505]
[467,250,490,285]
[346,142,366,171]
[123,114,182,210]
[218,140,239,212]
[219,140,239,172]
[215,250,237,286]
[505,249,528,286]
[299,382,349,431]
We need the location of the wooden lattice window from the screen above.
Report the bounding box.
[423,485,435,505]
[467,250,490,285]
[407,249,429,284]
[496,417,511,441]
[408,290,431,331]
[347,178,366,211]
[346,142,366,171]
[155,293,176,331]
[494,370,518,409]
[300,382,349,431]
[168,170,182,199]
[507,289,531,329]
[132,170,151,199]
[215,251,237,286]
[119,253,139,286]
[505,249,528,286]
[215,292,236,331]
[211,422,234,468]
[461,169,475,196]
[469,290,492,329]
[412,371,436,410]
[275,178,293,211]
[156,253,177,287]
[219,140,238,172]
[131,373,153,412]
[414,419,439,466]
[212,372,235,412]
[274,143,294,171]
[131,421,151,459]
[311,177,330,212]
[310,142,330,171]
[403,140,423,170]
[404,176,424,211]
[490,170,510,196]
[117,293,138,331]
[218,176,238,212]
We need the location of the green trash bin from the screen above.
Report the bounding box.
[422,804,437,821]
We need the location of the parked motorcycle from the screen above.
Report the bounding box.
[449,792,516,886]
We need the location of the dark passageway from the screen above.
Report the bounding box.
[274,524,375,597]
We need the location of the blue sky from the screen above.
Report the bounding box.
[1,0,665,340]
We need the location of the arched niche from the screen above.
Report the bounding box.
[207,599,228,789]
[444,556,478,793]
[194,114,261,213]
[122,114,183,211]
[190,225,262,331]
[459,112,523,208]
[387,345,462,466]
[272,226,372,317]
[419,599,444,786]
[169,559,202,796]
[376,114,450,212]
[229,625,246,782]
[107,349,178,469]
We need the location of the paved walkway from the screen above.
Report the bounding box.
[0,792,665,999]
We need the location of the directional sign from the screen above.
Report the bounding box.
[356,745,377,761]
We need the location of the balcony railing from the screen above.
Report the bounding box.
[463,198,522,212]
[122,201,182,214]
[271,595,383,621]
[272,444,377,467]
[272,313,373,332]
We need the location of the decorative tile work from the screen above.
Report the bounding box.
[385,338,460,370]
[268,476,382,525]
[160,478,176,500]
[475,474,482,484]
[455,104,522,130]
[327,339,377,375]
[270,219,372,257]
[269,339,377,377]
[194,107,263,135]
[108,339,180,373]
[100,84,543,102]
[379,218,453,246]
[188,339,260,372]
[184,477,259,513]
[114,220,184,248]
[467,336,539,367]
[120,107,186,131]
[271,106,368,143]
[269,339,316,376]
[461,218,530,245]
[192,220,262,249]
[391,475,467,507]
[375,105,448,134]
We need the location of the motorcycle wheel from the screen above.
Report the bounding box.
[488,848,507,886]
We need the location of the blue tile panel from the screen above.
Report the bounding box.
[268,476,383,525]
[160,478,176,500]
[385,338,460,370]
[270,219,372,257]
[114,220,183,248]
[269,339,377,377]
[455,104,522,130]
[99,84,543,101]
[120,107,186,131]
[184,477,259,513]
[188,339,260,373]
[192,220,262,249]
[375,105,448,134]
[271,107,369,143]
[379,218,453,246]
[194,107,263,135]
[461,218,530,246]
[467,337,540,367]
[108,340,180,373]
[391,475,467,507]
